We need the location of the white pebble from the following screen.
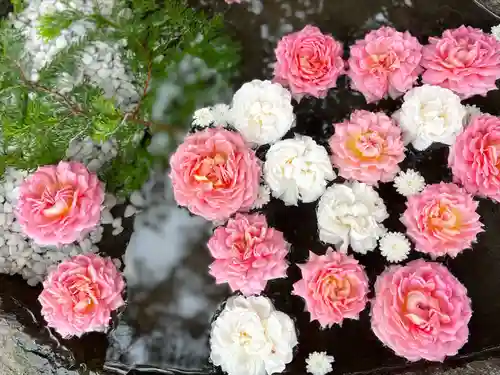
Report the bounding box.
[112,227,123,236]
[104,193,117,209]
[101,209,114,224]
[3,203,12,213]
[111,217,122,228]
[130,191,145,207]
[124,205,136,218]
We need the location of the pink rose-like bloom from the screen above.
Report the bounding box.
[273,25,345,100]
[329,110,405,184]
[16,161,104,246]
[422,26,500,99]
[208,213,289,295]
[39,254,125,338]
[169,128,261,221]
[371,260,472,362]
[401,183,483,258]
[347,26,422,103]
[292,249,369,328]
[449,114,500,202]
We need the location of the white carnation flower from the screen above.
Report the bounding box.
[264,135,335,206]
[393,85,466,151]
[252,184,271,209]
[492,24,500,41]
[230,80,295,145]
[393,169,425,197]
[305,351,335,375]
[379,232,411,263]
[210,295,298,375]
[192,107,215,128]
[317,181,388,254]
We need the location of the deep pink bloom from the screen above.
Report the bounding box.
[292,249,369,328]
[421,26,500,99]
[449,114,500,202]
[208,213,289,295]
[329,110,405,184]
[371,260,472,362]
[39,254,125,338]
[169,128,261,221]
[401,183,483,258]
[347,26,422,103]
[273,25,345,100]
[16,161,104,246]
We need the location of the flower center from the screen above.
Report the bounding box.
[322,274,352,301]
[69,277,100,314]
[193,153,230,188]
[368,51,400,73]
[37,185,75,218]
[347,131,385,160]
[237,331,252,347]
[425,200,461,235]
[403,290,451,335]
[299,54,325,75]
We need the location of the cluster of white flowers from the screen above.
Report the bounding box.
[210,295,297,375]
[192,104,231,128]
[393,169,426,197]
[317,182,388,254]
[305,351,335,375]
[379,232,411,263]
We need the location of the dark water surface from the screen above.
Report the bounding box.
[5,0,500,375]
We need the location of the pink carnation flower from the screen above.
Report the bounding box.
[371,260,472,362]
[347,26,422,103]
[39,254,125,338]
[16,161,104,246]
[208,213,289,295]
[169,128,261,221]
[273,25,345,100]
[329,110,405,184]
[292,249,369,328]
[449,114,500,202]
[401,183,483,258]
[421,26,500,99]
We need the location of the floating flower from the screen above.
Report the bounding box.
[16,161,104,246]
[38,254,125,338]
[330,110,405,184]
[371,260,472,362]
[347,26,422,103]
[392,85,466,151]
[210,295,297,375]
[264,135,335,206]
[317,182,388,254]
[212,103,231,125]
[401,183,483,258]
[252,184,271,209]
[379,232,411,263]
[230,80,295,146]
[421,25,500,99]
[192,107,215,128]
[492,24,500,41]
[169,128,261,221]
[449,114,500,202]
[208,213,289,296]
[293,249,369,327]
[393,169,425,197]
[464,104,482,125]
[305,351,335,375]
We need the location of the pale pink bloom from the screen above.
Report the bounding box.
[16,161,104,246]
[371,260,472,362]
[347,26,422,103]
[273,25,345,100]
[169,128,261,221]
[421,26,500,99]
[292,249,369,328]
[39,254,125,338]
[208,213,289,295]
[449,114,500,202]
[329,110,405,184]
[401,183,483,258]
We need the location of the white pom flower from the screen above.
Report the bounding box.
[492,24,500,41]
[464,104,482,126]
[212,103,231,125]
[192,107,215,128]
[264,135,335,206]
[317,181,388,254]
[393,169,425,197]
[379,232,411,263]
[305,351,335,375]
[252,184,271,209]
[210,295,298,375]
[393,85,466,151]
[230,80,295,145]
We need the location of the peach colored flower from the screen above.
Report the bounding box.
[208,213,289,295]
[39,254,125,338]
[421,25,500,99]
[273,25,345,100]
[169,128,261,221]
[401,183,483,258]
[292,249,369,328]
[449,114,500,202]
[347,26,422,103]
[16,161,104,246]
[329,110,405,184]
[371,260,472,362]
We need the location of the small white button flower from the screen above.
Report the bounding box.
[252,184,271,209]
[464,104,482,126]
[192,107,215,128]
[379,232,411,263]
[211,103,231,125]
[393,169,425,197]
[305,351,335,375]
[492,24,500,41]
